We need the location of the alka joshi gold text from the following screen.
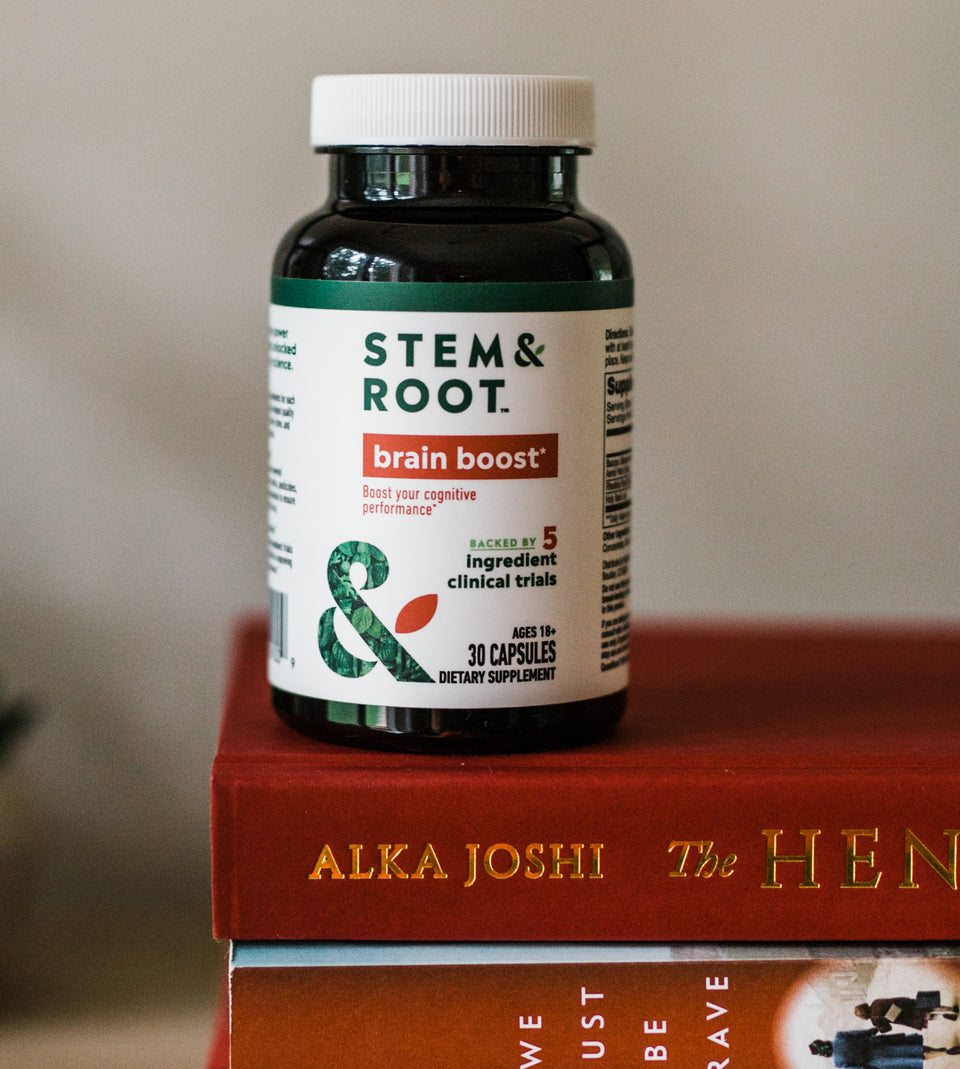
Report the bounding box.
[307,842,604,887]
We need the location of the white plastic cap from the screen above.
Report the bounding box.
[310,74,595,149]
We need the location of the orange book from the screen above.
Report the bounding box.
[229,942,960,1069]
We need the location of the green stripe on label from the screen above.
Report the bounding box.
[271,278,633,312]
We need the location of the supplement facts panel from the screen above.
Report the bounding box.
[601,327,633,674]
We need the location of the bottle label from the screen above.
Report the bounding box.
[268,279,633,709]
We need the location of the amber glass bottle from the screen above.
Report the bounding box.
[268,75,633,752]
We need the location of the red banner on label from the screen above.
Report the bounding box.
[363,434,558,480]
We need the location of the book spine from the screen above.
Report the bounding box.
[228,942,960,1069]
[212,766,960,941]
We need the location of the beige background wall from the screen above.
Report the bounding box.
[1,0,957,948]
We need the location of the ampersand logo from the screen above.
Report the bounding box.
[318,541,437,682]
[514,332,545,367]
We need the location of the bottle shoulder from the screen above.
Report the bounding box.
[273,204,632,283]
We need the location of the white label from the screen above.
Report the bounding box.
[267,282,632,709]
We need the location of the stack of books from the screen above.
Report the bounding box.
[207,616,960,1066]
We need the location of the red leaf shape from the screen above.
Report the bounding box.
[395,593,438,634]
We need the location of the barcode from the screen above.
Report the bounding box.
[269,589,289,660]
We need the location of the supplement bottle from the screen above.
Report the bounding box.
[268,74,633,752]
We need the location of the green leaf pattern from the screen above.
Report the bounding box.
[318,541,433,683]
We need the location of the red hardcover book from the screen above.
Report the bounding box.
[229,941,960,1069]
[212,617,960,942]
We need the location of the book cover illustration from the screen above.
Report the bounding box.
[229,943,960,1068]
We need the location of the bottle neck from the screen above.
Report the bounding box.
[325,148,584,209]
